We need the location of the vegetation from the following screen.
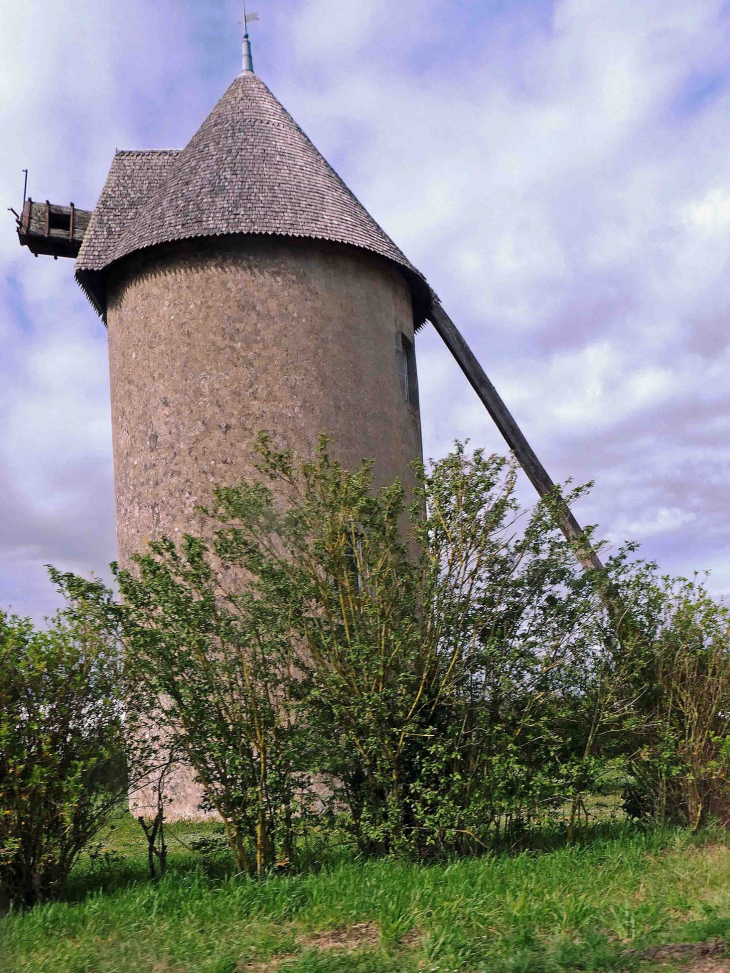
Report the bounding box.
[2,438,730,971]
[0,595,129,910]
[608,559,730,828]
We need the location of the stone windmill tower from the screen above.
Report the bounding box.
[22,65,430,571]
[15,29,604,815]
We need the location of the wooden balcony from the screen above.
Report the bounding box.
[17,199,91,259]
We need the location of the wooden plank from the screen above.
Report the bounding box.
[427,298,605,574]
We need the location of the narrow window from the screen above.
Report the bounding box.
[345,535,365,592]
[398,333,419,407]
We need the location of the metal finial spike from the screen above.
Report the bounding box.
[242,33,254,73]
[241,0,255,73]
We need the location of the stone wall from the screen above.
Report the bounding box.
[106,234,423,819]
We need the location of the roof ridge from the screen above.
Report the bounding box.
[115,149,182,156]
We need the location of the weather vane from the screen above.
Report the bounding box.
[241,0,259,73]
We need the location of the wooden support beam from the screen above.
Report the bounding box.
[427,298,605,575]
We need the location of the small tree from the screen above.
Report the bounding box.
[108,535,310,877]
[0,582,129,910]
[205,437,603,854]
[136,750,178,881]
[606,559,730,827]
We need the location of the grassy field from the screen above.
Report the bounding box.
[2,817,730,973]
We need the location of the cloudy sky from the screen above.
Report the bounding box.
[2,0,730,619]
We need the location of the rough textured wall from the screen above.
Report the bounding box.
[106,235,422,819]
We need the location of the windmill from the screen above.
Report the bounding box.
[13,23,603,580]
[12,21,614,818]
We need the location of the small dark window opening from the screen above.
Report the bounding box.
[345,536,365,592]
[399,333,419,408]
[330,532,365,597]
[49,210,71,233]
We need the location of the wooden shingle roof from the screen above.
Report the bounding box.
[76,73,429,323]
[76,150,180,314]
[77,150,180,269]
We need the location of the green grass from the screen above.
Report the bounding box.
[2,818,730,973]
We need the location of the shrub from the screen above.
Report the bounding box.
[109,533,310,878]
[44,437,730,873]
[58,439,603,863]
[198,438,604,855]
[605,557,730,827]
[0,587,128,910]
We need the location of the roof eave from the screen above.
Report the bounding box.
[78,230,433,329]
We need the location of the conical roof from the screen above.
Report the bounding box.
[77,73,430,323]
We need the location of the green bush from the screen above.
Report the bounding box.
[0,589,128,910]
[604,556,730,827]
[60,438,606,862]
[203,438,606,855]
[39,438,730,881]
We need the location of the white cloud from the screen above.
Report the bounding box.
[682,188,730,235]
[607,506,697,544]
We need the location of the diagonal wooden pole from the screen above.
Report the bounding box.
[427,298,605,575]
